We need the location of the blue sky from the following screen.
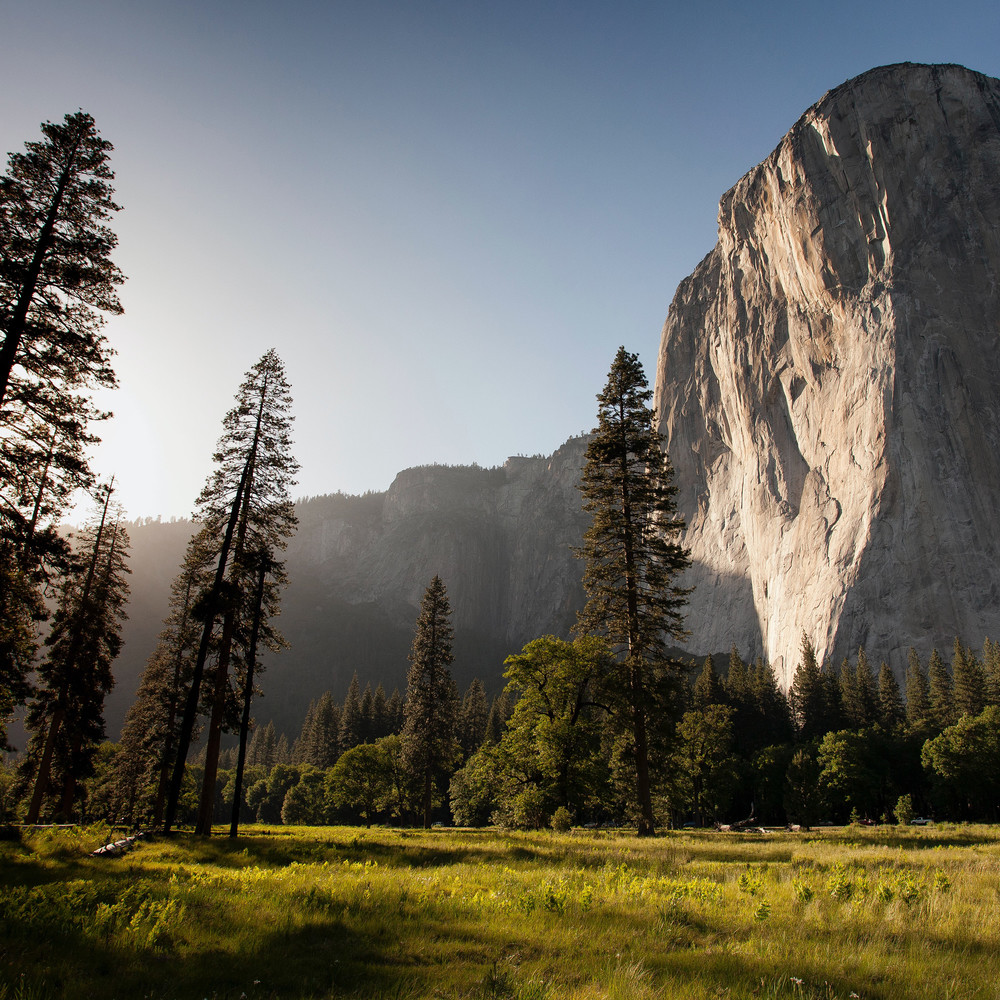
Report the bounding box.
[3,0,999,519]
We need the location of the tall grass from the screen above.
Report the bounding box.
[1,824,998,999]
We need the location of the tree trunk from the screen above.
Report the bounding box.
[194,605,237,836]
[230,559,267,838]
[162,459,250,834]
[423,767,432,829]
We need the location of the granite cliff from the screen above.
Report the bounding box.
[655,62,1000,684]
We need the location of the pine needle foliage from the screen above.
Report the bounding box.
[575,347,691,836]
[401,575,459,828]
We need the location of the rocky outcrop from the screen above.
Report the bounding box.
[655,63,1000,685]
[105,438,590,739]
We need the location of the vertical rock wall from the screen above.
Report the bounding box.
[655,63,1000,684]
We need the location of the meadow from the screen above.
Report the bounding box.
[1,823,998,1000]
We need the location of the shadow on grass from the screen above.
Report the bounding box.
[2,904,412,1000]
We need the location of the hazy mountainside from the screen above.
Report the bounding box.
[655,62,1000,685]
[106,437,590,740]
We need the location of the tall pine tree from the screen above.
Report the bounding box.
[575,347,691,836]
[163,350,297,835]
[401,576,459,828]
[1,112,125,746]
[23,486,129,822]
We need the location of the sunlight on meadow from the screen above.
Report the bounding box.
[2,824,999,1000]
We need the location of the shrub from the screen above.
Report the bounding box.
[894,793,914,825]
[550,806,572,832]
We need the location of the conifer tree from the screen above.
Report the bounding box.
[789,634,825,741]
[458,678,489,758]
[692,655,726,709]
[113,534,213,825]
[23,486,129,821]
[371,684,389,739]
[984,638,1000,707]
[575,347,691,836]
[293,698,318,764]
[0,112,124,743]
[876,661,905,730]
[229,547,287,837]
[484,689,515,746]
[306,692,341,768]
[401,576,460,828]
[951,638,986,719]
[163,350,297,836]
[928,649,955,732]
[725,646,751,699]
[385,688,404,735]
[905,648,932,735]
[247,720,277,769]
[751,656,793,748]
[339,673,364,751]
[359,683,375,745]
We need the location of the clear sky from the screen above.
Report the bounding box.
[3,0,999,520]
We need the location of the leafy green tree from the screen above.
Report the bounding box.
[783,748,823,828]
[575,347,691,836]
[328,741,395,826]
[450,743,503,826]
[751,744,795,825]
[499,635,610,818]
[280,767,329,826]
[163,350,298,836]
[922,706,1000,820]
[401,576,460,828]
[672,705,738,825]
[23,488,129,822]
[246,763,302,823]
[816,729,885,822]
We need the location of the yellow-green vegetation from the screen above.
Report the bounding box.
[1,823,999,1000]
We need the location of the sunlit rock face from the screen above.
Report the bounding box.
[655,63,1000,685]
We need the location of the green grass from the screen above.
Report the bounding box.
[1,823,999,999]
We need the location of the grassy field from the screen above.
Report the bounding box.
[1,823,998,1000]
